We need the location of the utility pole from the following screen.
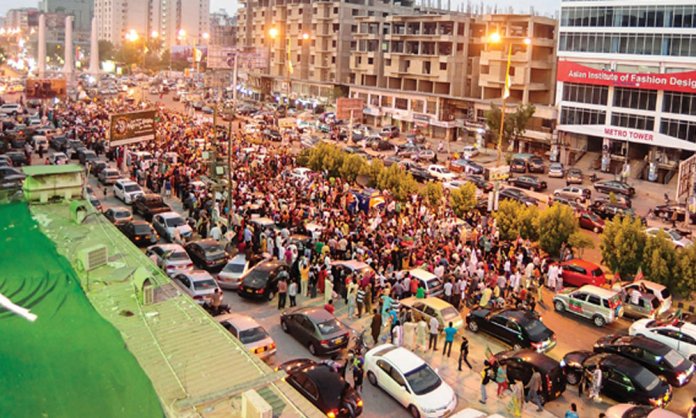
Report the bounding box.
[226,52,239,228]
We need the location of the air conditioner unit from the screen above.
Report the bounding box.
[76,245,109,271]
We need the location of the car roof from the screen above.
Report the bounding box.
[562,259,601,270]
[110,206,131,213]
[302,364,348,402]
[406,268,438,280]
[574,285,617,298]
[191,239,221,249]
[496,309,538,324]
[160,211,183,219]
[498,349,559,371]
[594,353,645,374]
[379,345,426,374]
[153,243,185,252]
[215,313,262,331]
[411,297,453,310]
[289,306,335,323]
[332,260,370,270]
[184,270,215,281]
[608,335,672,355]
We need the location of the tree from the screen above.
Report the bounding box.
[339,153,368,183]
[421,182,444,207]
[494,200,525,241]
[485,104,536,152]
[361,159,384,187]
[450,183,478,217]
[677,244,696,297]
[538,204,577,257]
[600,216,646,278]
[519,205,540,242]
[376,164,417,202]
[98,40,115,62]
[568,232,595,258]
[642,231,679,291]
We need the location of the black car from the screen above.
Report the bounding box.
[653,204,696,224]
[90,160,109,176]
[279,359,363,417]
[78,149,98,165]
[117,220,158,247]
[280,306,350,355]
[465,175,494,193]
[499,188,539,207]
[133,193,171,221]
[263,129,282,142]
[368,138,396,152]
[4,151,28,166]
[494,349,566,404]
[408,166,435,183]
[594,334,695,387]
[528,156,545,174]
[238,259,289,301]
[510,159,527,173]
[185,239,228,272]
[466,308,556,352]
[50,135,67,150]
[0,166,26,188]
[594,180,636,197]
[395,143,423,158]
[561,351,672,407]
[590,201,643,222]
[508,175,547,192]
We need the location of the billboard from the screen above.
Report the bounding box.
[677,154,696,203]
[25,79,67,99]
[109,110,157,146]
[336,98,364,121]
[557,61,696,94]
[207,47,269,71]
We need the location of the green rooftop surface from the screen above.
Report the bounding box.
[21,164,85,176]
[0,201,164,418]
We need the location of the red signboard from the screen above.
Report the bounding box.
[557,61,696,94]
[336,98,364,121]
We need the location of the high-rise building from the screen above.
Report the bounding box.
[556,0,696,183]
[210,11,236,47]
[40,0,93,33]
[4,8,40,32]
[350,13,558,144]
[94,0,209,48]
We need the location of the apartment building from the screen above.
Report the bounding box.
[94,0,209,48]
[350,13,558,146]
[556,0,696,183]
[235,0,418,104]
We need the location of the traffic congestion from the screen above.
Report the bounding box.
[1,72,696,418]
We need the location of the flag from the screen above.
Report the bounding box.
[485,346,496,362]
[502,44,512,99]
[287,42,294,75]
[633,267,644,282]
[193,47,203,63]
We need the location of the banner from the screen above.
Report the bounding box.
[336,98,364,121]
[557,61,696,94]
[109,110,157,146]
[25,79,67,99]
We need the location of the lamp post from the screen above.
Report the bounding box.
[487,31,531,210]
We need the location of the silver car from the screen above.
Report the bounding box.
[172,270,220,302]
[216,313,276,359]
[146,244,194,277]
[217,254,251,290]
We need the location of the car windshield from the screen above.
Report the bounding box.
[165,217,184,227]
[633,367,659,391]
[168,251,189,261]
[133,224,152,234]
[441,307,460,321]
[427,278,441,289]
[124,184,141,192]
[662,349,685,367]
[404,364,442,395]
[660,288,671,299]
[317,319,342,335]
[239,326,269,344]
[591,268,604,277]
[224,262,246,273]
[668,230,683,240]
[523,320,548,339]
[193,279,217,291]
[114,210,130,218]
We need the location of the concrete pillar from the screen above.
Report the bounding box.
[38,14,46,78]
[88,16,99,74]
[63,16,74,76]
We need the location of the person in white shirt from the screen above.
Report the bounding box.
[443,280,453,304]
[428,316,440,350]
[629,288,642,305]
[209,223,222,241]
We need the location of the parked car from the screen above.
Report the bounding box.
[87,194,103,212]
[594,334,695,387]
[238,259,289,301]
[77,149,98,165]
[216,313,277,359]
[652,203,696,224]
[152,211,193,242]
[591,201,642,222]
[465,175,494,193]
[462,145,479,159]
[508,175,547,191]
[146,243,193,276]
[559,259,606,287]
[408,166,436,183]
[466,308,556,352]
[103,206,132,225]
[510,159,527,173]
[396,143,423,158]
[0,103,22,116]
[613,280,672,316]
[132,193,171,221]
[499,188,539,207]
[450,159,484,175]
[117,220,158,247]
[185,239,228,272]
[645,227,693,249]
[402,268,443,298]
[553,285,623,327]
[113,179,144,204]
[560,351,672,407]
[279,359,363,417]
[280,306,350,355]
[566,168,584,185]
[629,318,696,363]
[216,254,251,290]
[380,125,399,138]
[365,344,457,418]
[400,297,464,331]
[427,164,457,181]
[369,137,396,151]
[605,404,684,418]
[578,211,605,233]
[594,179,636,197]
[553,186,591,203]
[98,168,120,185]
[4,151,28,166]
[548,162,564,178]
[0,166,25,189]
[171,270,220,302]
[527,156,545,173]
[493,349,566,404]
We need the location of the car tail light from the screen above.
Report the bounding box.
[186,263,193,269]
[256,289,264,294]
[327,410,337,418]
[546,375,552,392]
[320,339,330,348]
[269,343,276,350]
[166,265,175,270]
[193,295,202,300]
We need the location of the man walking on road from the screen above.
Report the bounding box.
[370,309,382,345]
[442,322,457,357]
[525,369,544,412]
[458,336,472,370]
[277,277,288,309]
[428,316,439,350]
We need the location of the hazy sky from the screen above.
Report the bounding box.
[1,0,559,20]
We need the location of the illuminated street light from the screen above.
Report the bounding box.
[151,30,159,39]
[125,29,139,42]
[301,32,309,41]
[177,29,186,40]
[488,32,501,44]
[268,27,279,39]
[202,32,210,40]
[523,37,532,45]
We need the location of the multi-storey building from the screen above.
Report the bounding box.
[350,13,558,145]
[210,11,236,47]
[235,0,418,103]
[94,0,209,48]
[4,8,40,32]
[556,0,696,183]
[40,0,93,33]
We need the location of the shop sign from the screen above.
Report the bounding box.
[557,61,696,94]
[558,124,696,152]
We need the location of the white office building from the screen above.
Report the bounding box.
[556,0,696,184]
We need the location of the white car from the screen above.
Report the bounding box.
[548,162,565,178]
[645,227,693,249]
[289,167,313,181]
[553,185,591,203]
[217,254,251,289]
[462,145,479,159]
[172,270,220,302]
[629,318,696,363]
[365,344,457,418]
[613,280,672,315]
[146,243,194,276]
[0,103,22,116]
[216,313,276,359]
[605,404,683,418]
[49,152,69,165]
[427,164,457,181]
[113,179,144,204]
[152,211,193,242]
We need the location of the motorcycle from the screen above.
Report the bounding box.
[348,329,369,356]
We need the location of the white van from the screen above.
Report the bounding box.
[403,268,443,297]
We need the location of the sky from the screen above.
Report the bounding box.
[1,0,559,21]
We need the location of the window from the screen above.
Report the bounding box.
[661,118,696,143]
[611,112,655,131]
[377,359,391,374]
[663,91,696,116]
[613,87,657,110]
[571,292,587,301]
[389,368,407,386]
[587,295,601,305]
[559,32,696,56]
[440,62,447,71]
[562,83,608,105]
[560,106,607,125]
